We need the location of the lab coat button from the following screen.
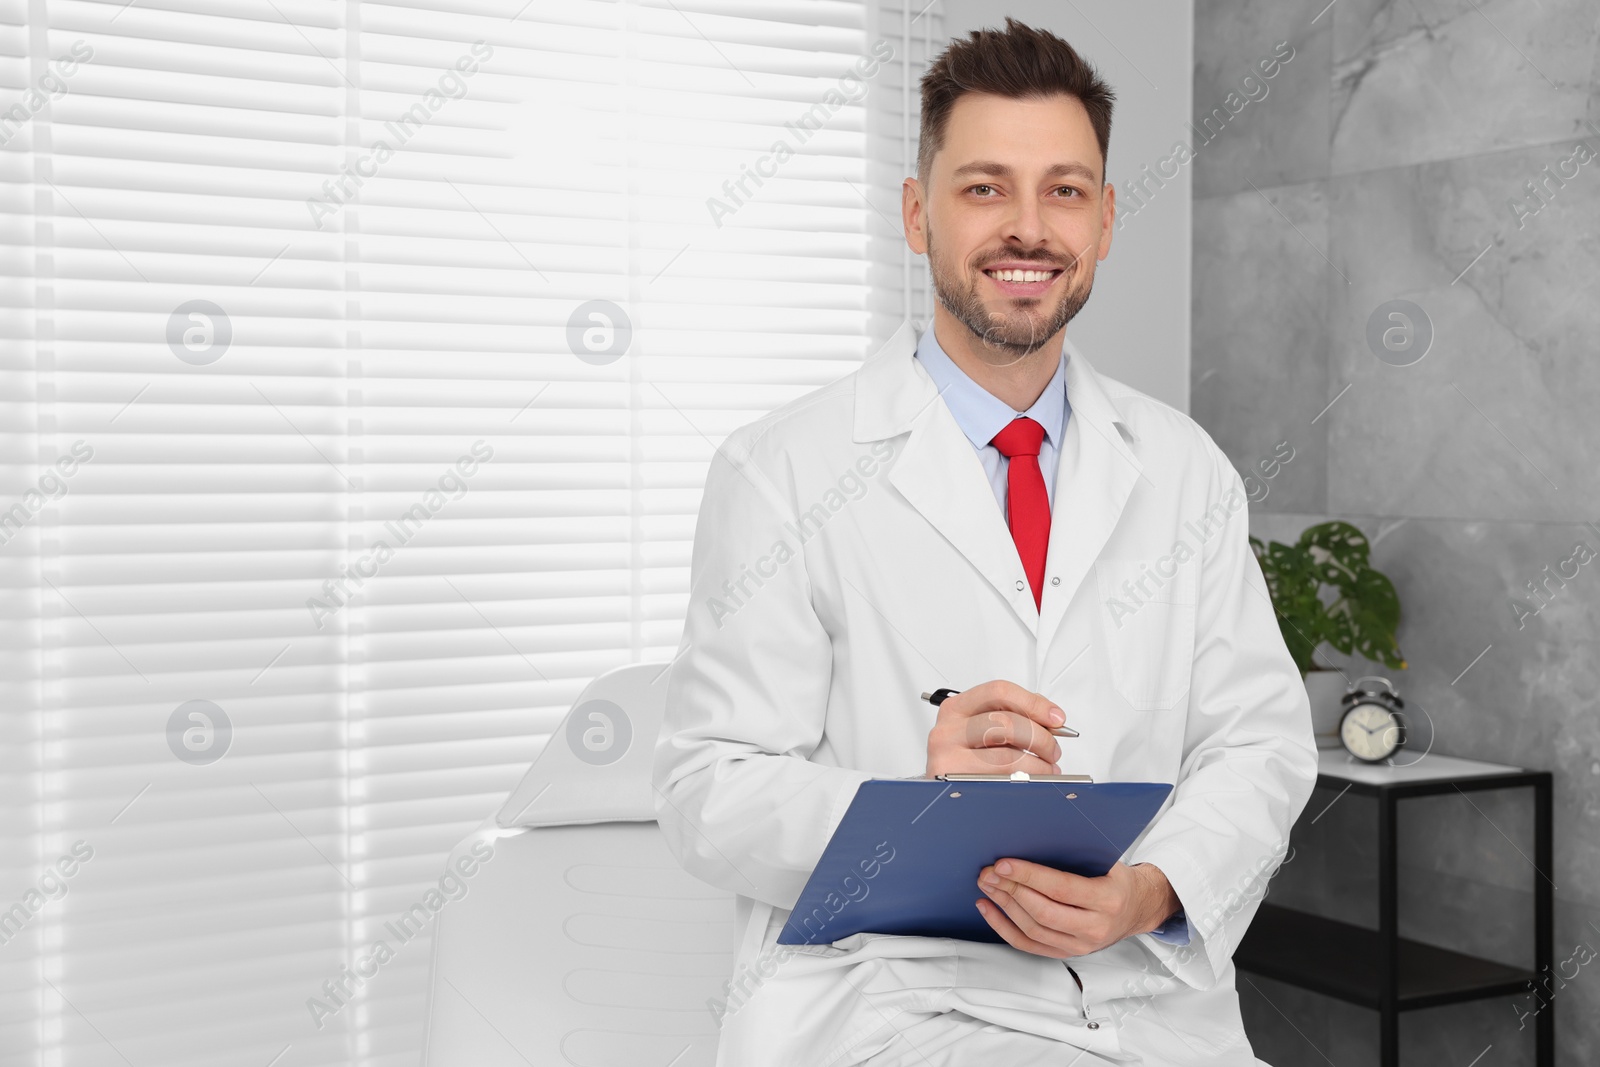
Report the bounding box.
[1015,580,1025,591]
[1087,1021,1100,1030]
[1051,576,1060,585]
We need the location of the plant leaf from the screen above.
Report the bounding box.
[1254,521,1405,674]
[1300,520,1371,586]
[1255,538,1325,675]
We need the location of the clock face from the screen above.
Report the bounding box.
[1341,702,1403,762]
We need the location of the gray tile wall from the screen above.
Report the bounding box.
[1191,0,1600,1063]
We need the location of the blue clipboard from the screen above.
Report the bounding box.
[777,778,1173,945]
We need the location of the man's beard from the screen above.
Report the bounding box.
[928,227,1094,361]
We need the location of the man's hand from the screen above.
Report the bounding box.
[973,859,1181,959]
[925,679,1067,777]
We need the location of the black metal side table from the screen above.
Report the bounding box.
[1235,749,1554,1067]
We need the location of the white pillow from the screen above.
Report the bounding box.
[495,662,669,828]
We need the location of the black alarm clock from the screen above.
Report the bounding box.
[1338,676,1407,763]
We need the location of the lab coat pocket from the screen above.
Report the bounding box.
[1093,559,1196,712]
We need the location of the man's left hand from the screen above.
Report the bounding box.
[975,859,1180,959]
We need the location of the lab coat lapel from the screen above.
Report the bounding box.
[853,322,1040,638]
[1037,345,1143,652]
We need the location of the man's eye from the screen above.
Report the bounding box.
[970,184,995,196]
[1054,186,1080,198]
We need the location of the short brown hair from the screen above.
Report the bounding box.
[918,17,1116,185]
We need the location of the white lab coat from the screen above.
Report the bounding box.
[653,321,1318,1066]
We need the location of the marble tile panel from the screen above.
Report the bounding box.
[1193,182,1330,514]
[1194,0,1332,197]
[1332,0,1600,175]
[1326,143,1600,522]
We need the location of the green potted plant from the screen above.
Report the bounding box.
[1250,520,1406,746]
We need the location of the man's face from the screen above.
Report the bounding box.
[905,92,1114,360]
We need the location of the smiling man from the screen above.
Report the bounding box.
[655,17,1317,1067]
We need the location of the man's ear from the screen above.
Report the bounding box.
[1099,180,1116,258]
[903,178,929,255]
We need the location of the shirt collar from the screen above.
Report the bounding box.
[912,325,1070,450]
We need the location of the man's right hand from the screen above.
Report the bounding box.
[925,680,1067,778]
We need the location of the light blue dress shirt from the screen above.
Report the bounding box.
[912,325,1192,948]
[912,327,1068,515]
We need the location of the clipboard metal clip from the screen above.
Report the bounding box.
[935,771,1095,783]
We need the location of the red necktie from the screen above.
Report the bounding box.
[990,417,1050,610]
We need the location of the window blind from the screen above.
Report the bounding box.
[0,0,939,1063]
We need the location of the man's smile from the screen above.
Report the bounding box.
[981,262,1065,298]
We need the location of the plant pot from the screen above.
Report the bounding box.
[1303,670,1348,749]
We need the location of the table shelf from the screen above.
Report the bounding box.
[1237,903,1538,1011]
[1234,750,1553,1066]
